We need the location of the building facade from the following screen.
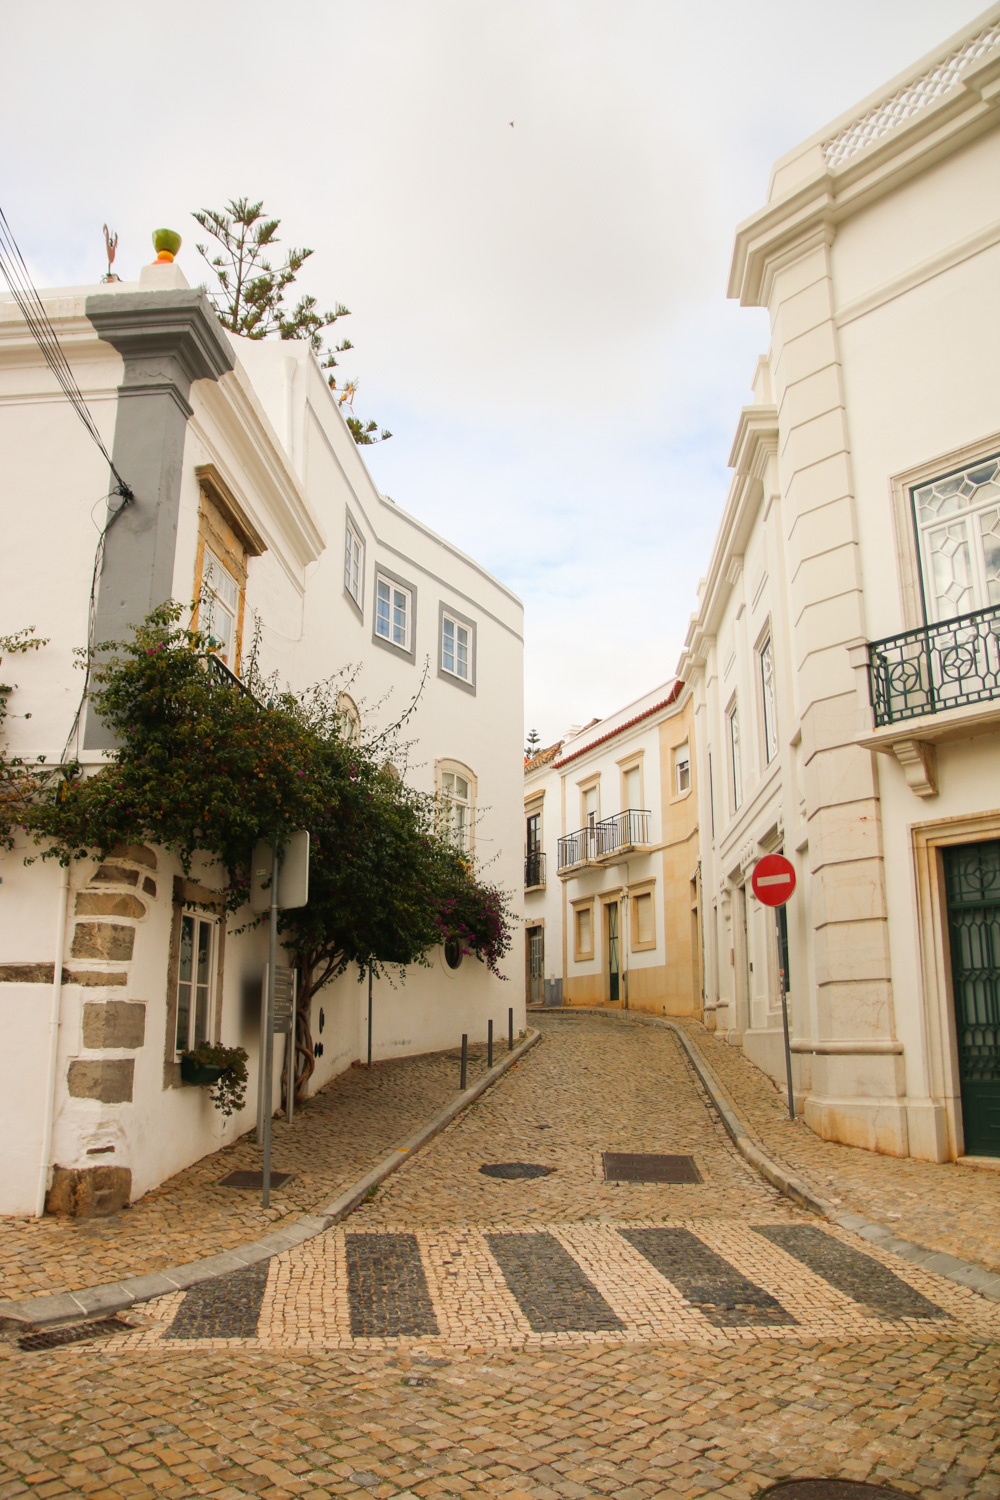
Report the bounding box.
[0,255,524,1217]
[682,5,1000,1161]
[523,684,702,1018]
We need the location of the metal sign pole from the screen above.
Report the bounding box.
[779,964,796,1121]
[285,970,296,1126]
[262,838,279,1208]
[367,967,373,1068]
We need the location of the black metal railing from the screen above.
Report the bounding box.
[204,653,259,703]
[868,605,1000,726]
[596,808,651,857]
[557,826,596,872]
[556,809,652,872]
[524,851,546,889]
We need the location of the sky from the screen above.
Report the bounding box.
[1,0,984,744]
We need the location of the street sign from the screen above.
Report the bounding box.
[268,965,296,1032]
[251,831,310,912]
[751,853,796,907]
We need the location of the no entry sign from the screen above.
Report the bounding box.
[751,853,796,907]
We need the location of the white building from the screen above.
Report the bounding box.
[523,683,701,1018]
[682,5,1000,1162]
[0,254,524,1217]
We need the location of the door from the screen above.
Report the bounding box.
[607,902,620,1004]
[944,841,1000,1155]
[527,926,544,1005]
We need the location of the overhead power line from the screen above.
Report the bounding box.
[0,204,133,502]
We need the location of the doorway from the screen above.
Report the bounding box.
[944,841,1000,1155]
[527,926,544,1006]
[606,901,620,1004]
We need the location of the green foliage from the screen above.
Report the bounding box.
[183,1042,249,1117]
[0,628,53,851]
[193,197,391,445]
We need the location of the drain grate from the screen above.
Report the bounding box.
[219,1170,292,1189]
[759,1484,909,1499]
[603,1152,702,1183]
[18,1316,133,1352]
[479,1162,553,1180]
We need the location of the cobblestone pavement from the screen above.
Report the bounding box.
[1,1014,998,1498]
[0,1043,494,1303]
[673,1016,1000,1275]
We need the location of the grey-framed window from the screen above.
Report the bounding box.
[438,602,477,694]
[759,634,778,765]
[372,566,417,664]
[344,511,365,620]
[727,697,742,812]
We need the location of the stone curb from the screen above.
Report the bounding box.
[0,1028,541,1330]
[535,1005,1000,1305]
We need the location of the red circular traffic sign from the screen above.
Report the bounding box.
[751,853,796,907]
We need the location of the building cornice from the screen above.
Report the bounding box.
[730,38,1000,307]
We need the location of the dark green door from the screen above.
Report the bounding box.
[607,903,620,1004]
[944,842,1000,1156]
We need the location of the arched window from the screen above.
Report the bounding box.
[337,692,361,747]
[436,759,477,855]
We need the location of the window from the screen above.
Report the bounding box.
[630,883,656,951]
[441,769,472,851]
[372,568,417,662]
[437,602,476,694]
[344,515,364,612]
[759,635,778,764]
[623,764,641,809]
[728,699,742,811]
[573,901,594,961]
[175,911,217,1056]
[337,692,361,746]
[674,742,691,795]
[582,784,598,831]
[708,751,715,837]
[202,547,240,669]
[914,454,1000,622]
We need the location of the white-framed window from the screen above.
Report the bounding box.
[913,453,1000,622]
[582,784,598,832]
[759,634,778,765]
[175,911,217,1056]
[442,614,470,681]
[202,547,240,669]
[344,516,364,608]
[674,742,691,795]
[727,698,742,812]
[441,770,472,851]
[376,575,411,650]
[623,764,641,809]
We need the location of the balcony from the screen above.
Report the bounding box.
[557,809,651,873]
[524,851,546,890]
[867,605,1000,727]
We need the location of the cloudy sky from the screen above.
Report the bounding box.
[2,0,982,743]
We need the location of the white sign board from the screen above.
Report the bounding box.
[251,831,310,912]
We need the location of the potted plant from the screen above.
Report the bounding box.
[180,1042,249,1117]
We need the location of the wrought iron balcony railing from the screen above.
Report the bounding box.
[557,809,652,873]
[204,652,258,704]
[524,851,546,889]
[867,605,1000,727]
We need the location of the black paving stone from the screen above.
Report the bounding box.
[166,1262,270,1340]
[346,1232,439,1338]
[622,1226,796,1328]
[486,1231,625,1333]
[755,1224,945,1321]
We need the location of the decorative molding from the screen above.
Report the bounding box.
[892,738,939,798]
[195,463,267,557]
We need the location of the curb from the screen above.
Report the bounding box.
[0,1028,542,1330]
[536,1005,1000,1305]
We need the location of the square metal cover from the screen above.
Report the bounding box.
[602,1152,702,1184]
[219,1170,293,1189]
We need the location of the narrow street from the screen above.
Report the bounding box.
[1,1015,997,1498]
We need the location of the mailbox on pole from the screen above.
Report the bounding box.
[750,854,797,1121]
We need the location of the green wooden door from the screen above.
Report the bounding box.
[607,903,620,1004]
[944,841,1000,1156]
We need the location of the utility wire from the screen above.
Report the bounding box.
[0,204,133,502]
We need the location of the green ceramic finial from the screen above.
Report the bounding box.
[152,228,182,263]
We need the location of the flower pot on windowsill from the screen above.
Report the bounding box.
[180,1055,225,1087]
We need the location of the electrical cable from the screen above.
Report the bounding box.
[0,204,133,503]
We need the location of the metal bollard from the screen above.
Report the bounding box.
[508,1007,514,1052]
[488,1018,493,1069]
[460,1033,468,1091]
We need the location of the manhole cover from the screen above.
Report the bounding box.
[603,1152,702,1183]
[18,1316,133,1352]
[759,1483,909,1498]
[479,1162,553,1180]
[219,1170,293,1189]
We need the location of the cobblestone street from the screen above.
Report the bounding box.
[1,1014,998,1498]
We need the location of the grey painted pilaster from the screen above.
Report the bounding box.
[83,292,235,749]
